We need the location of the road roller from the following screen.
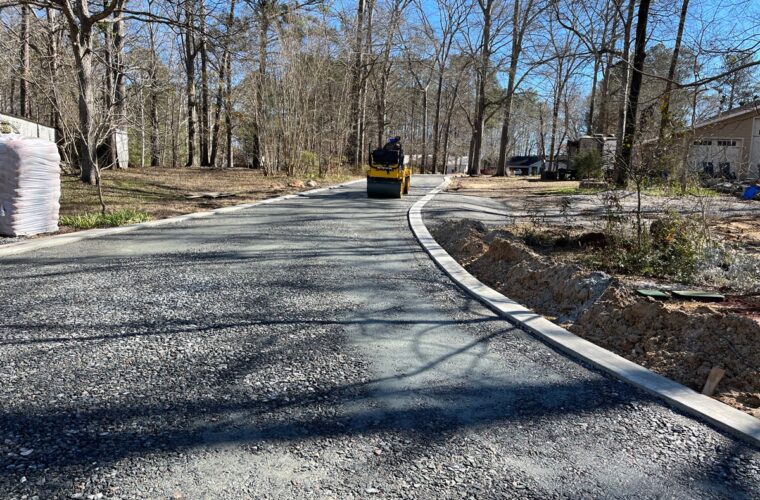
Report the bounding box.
[367,138,411,198]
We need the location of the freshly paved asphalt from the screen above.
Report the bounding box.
[0,175,758,499]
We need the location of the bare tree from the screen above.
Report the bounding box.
[346,0,369,168]
[495,0,542,176]
[616,0,652,186]
[52,0,127,184]
[198,0,211,166]
[468,0,495,176]
[182,0,198,167]
[19,3,30,117]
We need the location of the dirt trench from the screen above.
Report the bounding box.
[431,219,760,418]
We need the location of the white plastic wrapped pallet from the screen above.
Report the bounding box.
[0,134,61,237]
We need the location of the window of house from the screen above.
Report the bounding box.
[716,140,737,147]
[693,140,712,145]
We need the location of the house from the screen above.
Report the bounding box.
[507,155,543,175]
[687,101,760,180]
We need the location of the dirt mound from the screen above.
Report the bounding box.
[467,237,611,324]
[430,219,489,265]
[431,218,760,418]
[574,288,760,417]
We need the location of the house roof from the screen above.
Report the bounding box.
[694,100,760,129]
[507,155,542,167]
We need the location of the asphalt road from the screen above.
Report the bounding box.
[0,175,758,499]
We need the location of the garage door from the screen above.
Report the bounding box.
[689,139,743,177]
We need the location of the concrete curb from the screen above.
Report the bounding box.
[0,179,365,258]
[409,177,760,448]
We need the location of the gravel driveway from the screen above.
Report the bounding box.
[0,175,758,499]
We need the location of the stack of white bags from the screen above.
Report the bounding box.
[0,134,61,237]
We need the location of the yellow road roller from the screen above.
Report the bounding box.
[367,139,411,198]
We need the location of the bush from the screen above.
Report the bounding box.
[299,150,318,170]
[595,211,704,281]
[572,150,603,179]
[648,211,703,278]
[60,209,151,229]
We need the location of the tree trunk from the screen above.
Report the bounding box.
[208,0,236,168]
[467,132,475,173]
[57,1,128,182]
[184,0,197,167]
[496,0,530,176]
[597,0,621,135]
[469,0,493,177]
[613,0,637,181]
[538,104,546,171]
[19,4,30,118]
[111,13,127,169]
[103,4,115,168]
[75,39,97,185]
[170,91,179,167]
[346,0,366,167]
[420,87,428,173]
[251,12,269,170]
[587,54,600,134]
[225,48,233,169]
[10,72,16,116]
[199,0,211,166]
[597,28,617,135]
[616,0,652,186]
[658,0,689,143]
[358,1,373,167]
[375,72,388,149]
[440,88,458,174]
[548,85,561,171]
[224,0,235,169]
[46,8,66,162]
[495,10,520,175]
[149,22,160,167]
[431,72,444,173]
[140,89,145,168]
[210,59,225,167]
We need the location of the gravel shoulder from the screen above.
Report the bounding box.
[0,175,758,499]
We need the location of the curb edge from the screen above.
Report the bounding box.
[408,176,760,448]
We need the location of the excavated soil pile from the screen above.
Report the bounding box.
[467,236,611,324]
[575,288,760,416]
[430,219,491,265]
[430,219,760,418]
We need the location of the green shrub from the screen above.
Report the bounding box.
[648,211,703,279]
[572,150,603,179]
[300,150,318,170]
[595,211,704,281]
[60,209,151,229]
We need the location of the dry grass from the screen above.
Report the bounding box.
[61,167,362,221]
[448,175,581,198]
